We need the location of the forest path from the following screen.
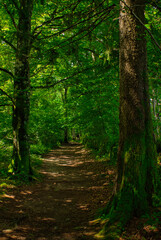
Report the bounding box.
[0,143,114,240]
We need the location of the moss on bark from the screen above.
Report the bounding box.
[99,0,159,238]
[11,0,33,178]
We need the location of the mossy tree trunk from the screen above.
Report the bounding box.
[12,0,33,177]
[102,0,158,237]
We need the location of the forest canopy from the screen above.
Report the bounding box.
[0,0,161,238]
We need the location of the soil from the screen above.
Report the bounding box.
[0,143,114,240]
[0,143,160,240]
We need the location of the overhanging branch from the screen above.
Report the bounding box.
[0,36,17,51]
[31,66,94,89]
[150,0,161,12]
[10,0,20,11]
[57,11,115,50]
[36,2,115,42]
[2,3,18,30]
[0,104,12,107]
[0,67,14,78]
[0,88,15,106]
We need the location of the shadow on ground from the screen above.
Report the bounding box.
[0,143,114,240]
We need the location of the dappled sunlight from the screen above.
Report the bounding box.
[40,146,95,181]
[78,204,89,211]
[64,199,72,203]
[143,225,159,234]
[2,229,13,234]
[2,226,31,240]
[107,169,115,175]
[85,171,94,175]
[20,191,32,195]
[40,217,56,222]
[42,156,84,167]
[89,186,104,190]
[40,171,65,178]
[0,144,113,240]
[2,194,15,199]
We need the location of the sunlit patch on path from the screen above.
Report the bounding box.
[0,143,114,240]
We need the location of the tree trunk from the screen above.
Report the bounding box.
[102,0,158,237]
[64,87,69,143]
[12,0,33,177]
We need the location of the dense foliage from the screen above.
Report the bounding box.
[0,0,120,173]
[0,1,160,167]
[0,0,161,236]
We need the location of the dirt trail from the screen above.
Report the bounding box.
[0,143,114,240]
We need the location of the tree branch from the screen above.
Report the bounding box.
[31,75,77,89]
[150,0,161,12]
[10,0,20,11]
[0,36,17,51]
[30,63,49,77]
[2,3,18,30]
[0,88,15,105]
[71,0,82,12]
[31,67,94,89]
[57,10,115,50]
[0,104,12,107]
[32,0,109,41]
[31,7,112,78]
[37,4,115,53]
[32,9,57,36]
[0,68,14,78]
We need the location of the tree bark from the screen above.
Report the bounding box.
[64,87,69,143]
[12,0,33,177]
[101,0,158,237]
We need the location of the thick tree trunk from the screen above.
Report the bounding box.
[101,0,157,237]
[12,0,33,177]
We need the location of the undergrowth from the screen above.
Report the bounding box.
[0,141,45,197]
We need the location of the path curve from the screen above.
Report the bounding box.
[0,143,114,240]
